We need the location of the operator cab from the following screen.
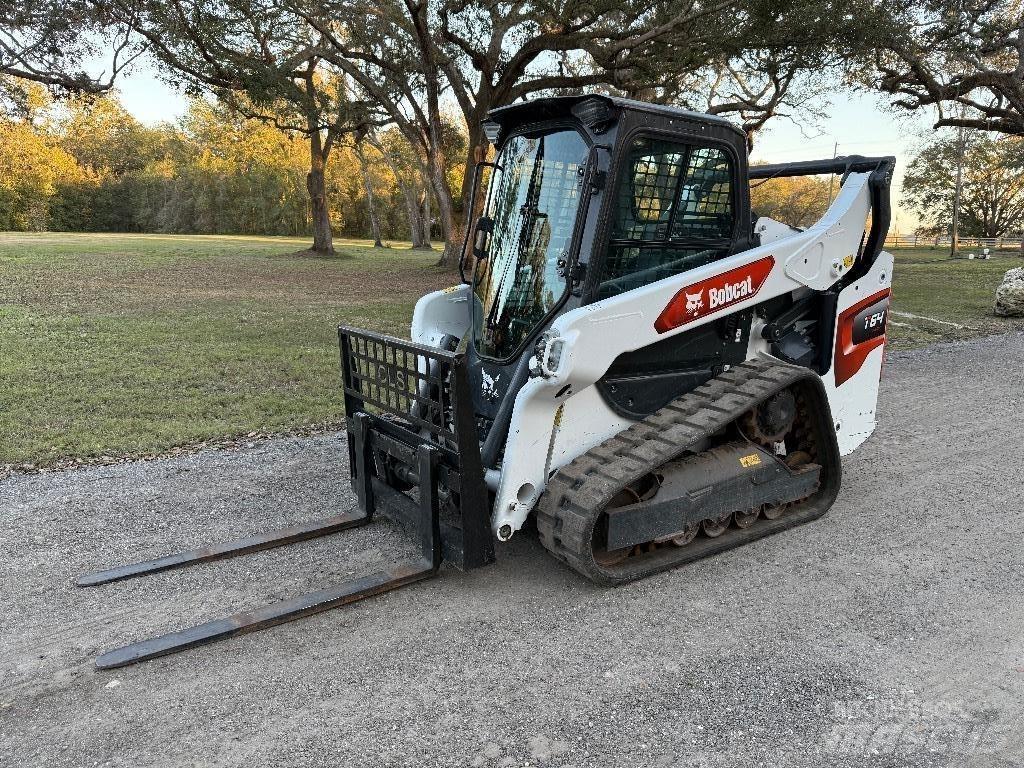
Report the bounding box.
[464,95,754,467]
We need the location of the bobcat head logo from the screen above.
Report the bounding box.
[685,289,704,315]
[481,370,501,402]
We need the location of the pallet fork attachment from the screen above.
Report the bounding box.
[79,329,492,670]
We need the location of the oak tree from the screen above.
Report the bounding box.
[99,0,378,254]
[871,0,1024,135]
[0,0,138,93]
[902,132,1024,238]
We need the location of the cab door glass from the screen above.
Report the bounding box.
[472,129,589,360]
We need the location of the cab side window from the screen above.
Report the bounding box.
[597,137,734,299]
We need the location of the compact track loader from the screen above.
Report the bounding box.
[81,95,894,668]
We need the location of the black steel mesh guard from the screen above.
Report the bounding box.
[339,326,459,444]
[338,325,493,571]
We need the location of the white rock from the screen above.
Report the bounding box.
[104,679,121,690]
[994,266,1024,317]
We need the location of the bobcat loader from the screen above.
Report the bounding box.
[81,95,894,668]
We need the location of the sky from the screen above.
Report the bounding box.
[114,63,929,232]
[747,91,932,234]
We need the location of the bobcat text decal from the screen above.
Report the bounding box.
[654,255,775,333]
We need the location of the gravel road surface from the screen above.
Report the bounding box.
[2,332,1023,767]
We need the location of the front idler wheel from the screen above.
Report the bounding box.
[669,522,699,547]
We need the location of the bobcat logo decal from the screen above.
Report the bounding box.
[481,370,501,403]
[685,289,704,315]
[655,255,776,334]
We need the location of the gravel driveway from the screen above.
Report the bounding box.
[2,332,1022,767]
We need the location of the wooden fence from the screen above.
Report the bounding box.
[885,234,1024,251]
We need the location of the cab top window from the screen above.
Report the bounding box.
[597,137,734,299]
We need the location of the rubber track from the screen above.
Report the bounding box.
[536,358,842,585]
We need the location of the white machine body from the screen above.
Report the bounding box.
[412,170,892,539]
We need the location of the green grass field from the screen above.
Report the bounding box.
[1,234,1021,466]
[0,233,454,466]
[885,247,1024,347]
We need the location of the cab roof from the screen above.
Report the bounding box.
[484,94,745,142]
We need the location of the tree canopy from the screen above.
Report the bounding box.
[9,0,1021,252]
[93,0,391,253]
[79,0,863,261]
[294,0,865,261]
[750,172,833,229]
[0,91,423,240]
[0,0,139,93]
[869,0,1024,135]
[902,132,1024,237]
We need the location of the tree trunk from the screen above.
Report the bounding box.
[306,130,334,255]
[459,118,488,218]
[397,138,454,260]
[420,187,432,249]
[407,1,458,267]
[435,113,492,270]
[403,183,426,248]
[367,135,427,249]
[951,126,964,258]
[427,163,459,266]
[356,144,384,248]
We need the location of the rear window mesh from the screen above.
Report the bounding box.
[598,138,735,297]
